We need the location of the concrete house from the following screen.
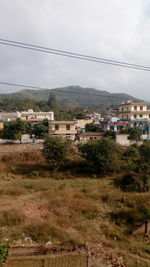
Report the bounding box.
[49,121,77,140]
[118,100,150,121]
[118,100,150,139]
[21,109,54,122]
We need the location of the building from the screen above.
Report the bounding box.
[79,132,104,143]
[0,112,20,121]
[118,100,150,139]
[75,119,93,129]
[21,109,54,121]
[0,109,54,122]
[49,121,77,140]
[118,100,150,121]
[100,120,128,132]
[116,132,143,146]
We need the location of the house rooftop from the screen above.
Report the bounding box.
[50,121,75,124]
[119,100,148,106]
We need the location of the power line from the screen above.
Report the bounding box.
[0,81,136,100]
[0,39,150,72]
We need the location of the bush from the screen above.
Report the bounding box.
[43,135,69,169]
[110,206,150,231]
[79,137,121,174]
[114,172,149,192]
[0,242,9,263]
[139,142,150,163]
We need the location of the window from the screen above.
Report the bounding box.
[140,106,143,111]
[134,114,137,119]
[140,114,143,118]
[134,106,137,111]
[66,124,70,130]
[55,124,59,130]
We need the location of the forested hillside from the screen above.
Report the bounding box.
[0,86,136,106]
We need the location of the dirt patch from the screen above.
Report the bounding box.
[0,143,43,155]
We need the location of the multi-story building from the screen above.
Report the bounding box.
[49,121,77,140]
[118,100,150,139]
[118,100,150,121]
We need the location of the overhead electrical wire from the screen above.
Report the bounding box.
[0,81,136,100]
[0,38,150,72]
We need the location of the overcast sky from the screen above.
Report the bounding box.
[0,0,150,99]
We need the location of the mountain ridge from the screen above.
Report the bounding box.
[0,85,136,106]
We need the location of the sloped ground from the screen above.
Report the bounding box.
[0,145,150,266]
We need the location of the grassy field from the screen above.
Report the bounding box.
[0,144,150,266]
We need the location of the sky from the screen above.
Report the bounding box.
[0,0,150,99]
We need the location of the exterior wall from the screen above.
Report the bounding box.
[118,102,150,120]
[79,133,104,143]
[21,111,54,121]
[49,121,77,140]
[0,110,54,122]
[116,134,131,146]
[116,134,143,146]
[0,112,20,121]
[75,119,93,129]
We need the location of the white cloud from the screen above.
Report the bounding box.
[0,0,150,99]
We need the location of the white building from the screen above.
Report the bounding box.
[0,109,54,122]
[21,109,54,121]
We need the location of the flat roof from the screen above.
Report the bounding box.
[119,101,148,106]
[50,121,75,124]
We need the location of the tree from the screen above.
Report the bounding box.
[43,135,69,169]
[85,123,100,133]
[104,130,116,140]
[33,121,48,139]
[47,93,59,110]
[79,137,121,174]
[2,119,26,140]
[127,127,142,142]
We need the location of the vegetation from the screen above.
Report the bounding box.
[0,132,150,265]
[79,137,121,174]
[2,119,27,140]
[0,146,150,266]
[127,127,142,141]
[0,86,134,107]
[43,135,69,169]
[85,123,101,132]
[104,130,116,140]
[0,242,9,263]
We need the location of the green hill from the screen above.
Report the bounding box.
[0,85,136,106]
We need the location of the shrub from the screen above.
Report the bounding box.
[43,136,69,169]
[110,206,150,231]
[127,127,142,141]
[0,242,9,263]
[114,172,149,192]
[0,209,25,226]
[79,137,122,174]
[139,142,150,163]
